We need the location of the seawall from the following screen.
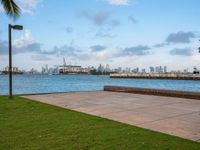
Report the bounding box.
[104,86,200,100]
[110,73,200,80]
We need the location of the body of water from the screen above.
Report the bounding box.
[0,74,200,95]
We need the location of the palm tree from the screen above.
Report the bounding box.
[1,0,20,19]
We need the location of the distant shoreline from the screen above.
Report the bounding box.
[110,73,200,80]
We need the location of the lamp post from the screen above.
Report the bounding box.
[8,24,23,98]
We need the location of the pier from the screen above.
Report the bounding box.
[110,73,200,80]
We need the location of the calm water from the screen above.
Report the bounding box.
[0,74,200,95]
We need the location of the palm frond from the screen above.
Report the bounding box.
[1,0,21,19]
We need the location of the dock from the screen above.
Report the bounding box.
[110,73,200,80]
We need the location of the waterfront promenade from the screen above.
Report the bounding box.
[24,91,200,142]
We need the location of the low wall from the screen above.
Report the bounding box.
[104,86,200,100]
[110,73,200,80]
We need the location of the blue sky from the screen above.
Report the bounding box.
[0,0,200,71]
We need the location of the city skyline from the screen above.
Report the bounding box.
[0,62,195,74]
[0,0,200,71]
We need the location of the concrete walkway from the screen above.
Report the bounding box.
[23,91,200,142]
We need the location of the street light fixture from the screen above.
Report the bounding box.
[8,24,23,98]
[12,25,23,30]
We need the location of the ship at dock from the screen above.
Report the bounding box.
[58,58,91,75]
[2,67,23,75]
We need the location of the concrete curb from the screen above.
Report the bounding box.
[104,86,200,100]
[1,90,101,96]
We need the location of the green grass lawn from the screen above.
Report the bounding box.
[0,96,199,150]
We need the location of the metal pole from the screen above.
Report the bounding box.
[8,24,12,98]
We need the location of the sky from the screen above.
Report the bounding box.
[0,0,200,71]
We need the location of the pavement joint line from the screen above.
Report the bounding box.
[72,102,190,117]
[137,111,200,126]
[100,110,200,126]
[24,94,199,118]
[96,101,184,116]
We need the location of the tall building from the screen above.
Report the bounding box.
[155,66,163,73]
[125,67,131,73]
[45,64,49,73]
[164,66,167,73]
[105,64,110,72]
[132,67,139,73]
[29,68,38,75]
[149,67,155,73]
[114,67,122,73]
[184,69,189,73]
[97,64,104,73]
[141,68,146,73]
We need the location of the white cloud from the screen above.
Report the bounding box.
[79,10,111,26]
[0,5,4,13]
[14,30,34,48]
[0,0,40,15]
[16,0,40,14]
[105,0,129,5]
[17,0,39,6]
[91,49,114,60]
